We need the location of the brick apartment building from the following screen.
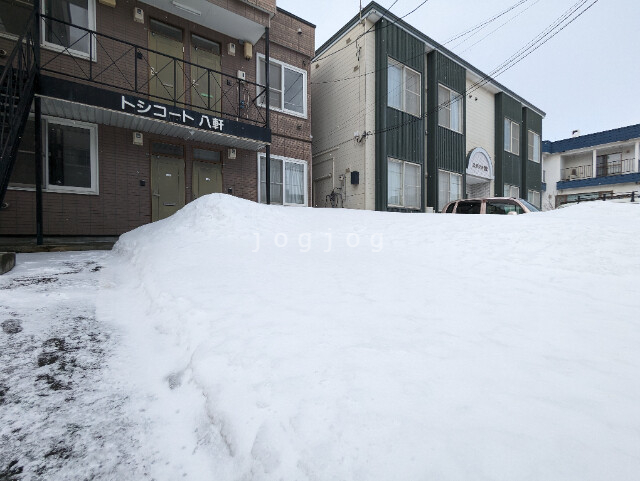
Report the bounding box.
[0,0,314,239]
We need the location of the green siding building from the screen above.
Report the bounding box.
[311,2,545,212]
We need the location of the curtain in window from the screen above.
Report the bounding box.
[405,69,420,117]
[404,163,420,209]
[387,62,402,110]
[438,86,450,128]
[533,133,540,162]
[260,156,283,204]
[449,172,461,202]
[285,162,304,204]
[388,160,402,206]
[438,171,449,211]
[450,94,461,132]
[504,119,511,152]
[511,122,520,154]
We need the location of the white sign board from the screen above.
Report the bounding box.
[466,147,494,180]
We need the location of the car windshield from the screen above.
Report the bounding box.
[519,199,540,212]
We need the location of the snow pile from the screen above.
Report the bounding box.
[99,195,640,480]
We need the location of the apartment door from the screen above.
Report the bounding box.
[190,34,222,113]
[192,161,222,199]
[151,143,185,221]
[192,148,222,199]
[148,19,184,105]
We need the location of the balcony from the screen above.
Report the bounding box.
[36,14,270,150]
[557,157,639,190]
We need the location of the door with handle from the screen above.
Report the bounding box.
[151,156,185,221]
[190,34,222,113]
[192,161,223,199]
[148,19,184,105]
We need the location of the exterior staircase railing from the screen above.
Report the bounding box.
[0,8,38,206]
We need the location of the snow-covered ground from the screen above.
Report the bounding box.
[101,195,639,481]
[2,195,640,480]
[0,252,149,480]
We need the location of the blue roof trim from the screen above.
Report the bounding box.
[557,172,640,190]
[544,124,640,154]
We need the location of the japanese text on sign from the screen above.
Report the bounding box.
[121,96,224,132]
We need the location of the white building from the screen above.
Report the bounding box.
[311,2,544,213]
[542,125,640,210]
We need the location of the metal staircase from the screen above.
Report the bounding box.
[0,9,38,206]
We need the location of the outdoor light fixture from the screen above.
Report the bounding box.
[171,1,201,16]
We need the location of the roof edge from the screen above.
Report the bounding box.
[543,123,640,154]
[276,7,316,28]
[314,1,545,118]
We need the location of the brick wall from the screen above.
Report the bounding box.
[0,2,315,236]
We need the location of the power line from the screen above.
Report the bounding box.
[443,0,531,45]
[457,0,542,54]
[313,0,600,155]
[313,0,431,63]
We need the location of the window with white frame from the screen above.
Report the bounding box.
[387,58,421,117]
[258,154,307,206]
[387,158,421,209]
[437,169,463,211]
[438,84,463,133]
[504,118,520,155]
[528,189,540,207]
[9,117,98,193]
[504,183,520,198]
[45,118,99,194]
[0,0,34,37]
[42,0,96,59]
[528,130,540,162]
[257,54,307,117]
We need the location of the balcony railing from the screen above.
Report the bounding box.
[561,158,636,181]
[38,14,268,127]
[561,163,592,181]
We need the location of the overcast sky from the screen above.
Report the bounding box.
[277,0,639,141]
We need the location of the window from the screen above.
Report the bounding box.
[504,118,520,155]
[46,118,98,194]
[193,148,221,162]
[504,183,519,198]
[527,190,540,208]
[528,130,540,162]
[42,0,96,59]
[387,58,421,117]
[438,170,463,211]
[486,200,524,215]
[387,158,421,209]
[456,200,481,214]
[257,55,307,117]
[8,116,36,188]
[438,84,463,133]
[9,117,98,194]
[0,0,34,37]
[258,154,307,206]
